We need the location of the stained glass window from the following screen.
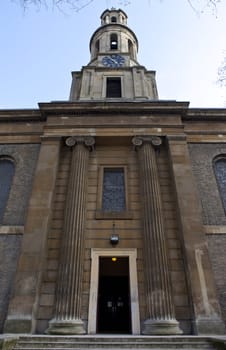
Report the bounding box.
[214,157,226,212]
[102,168,126,212]
[0,159,15,222]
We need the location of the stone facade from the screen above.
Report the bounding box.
[0,144,40,332]
[188,143,226,226]
[0,9,226,339]
[0,144,40,225]
[0,235,22,332]
[207,234,226,326]
[188,143,226,327]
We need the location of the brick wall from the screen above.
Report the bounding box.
[0,235,22,332]
[206,234,226,325]
[0,144,40,225]
[0,143,40,332]
[189,143,226,327]
[188,143,226,225]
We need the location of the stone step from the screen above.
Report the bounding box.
[13,348,214,350]
[11,336,218,350]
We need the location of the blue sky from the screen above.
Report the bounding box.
[1,0,226,109]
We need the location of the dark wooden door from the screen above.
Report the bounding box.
[97,275,131,333]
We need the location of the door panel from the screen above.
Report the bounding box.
[97,257,131,334]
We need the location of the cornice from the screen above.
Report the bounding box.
[184,108,226,121]
[0,109,45,122]
[39,100,189,116]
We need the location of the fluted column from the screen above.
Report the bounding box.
[132,136,182,335]
[47,136,95,335]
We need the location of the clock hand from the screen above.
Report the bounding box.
[109,57,118,64]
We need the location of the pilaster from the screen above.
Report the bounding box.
[167,135,225,335]
[4,137,61,333]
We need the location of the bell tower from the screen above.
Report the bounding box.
[89,9,138,66]
[69,8,158,101]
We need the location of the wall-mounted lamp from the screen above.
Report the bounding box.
[110,233,119,245]
[110,223,119,245]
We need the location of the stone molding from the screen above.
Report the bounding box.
[88,248,140,335]
[204,225,226,235]
[0,226,24,235]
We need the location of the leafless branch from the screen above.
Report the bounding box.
[218,56,226,87]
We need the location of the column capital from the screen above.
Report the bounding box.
[132,136,162,149]
[65,136,95,150]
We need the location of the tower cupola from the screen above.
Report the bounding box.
[69,9,158,101]
[89,8,138,65]
[101,8,127,25]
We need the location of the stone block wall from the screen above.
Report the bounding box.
[36,141,192,334]
[159,144,192,334]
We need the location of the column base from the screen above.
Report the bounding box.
[193,316,225,335]
[142,318,183,335]
[46,319,86,335]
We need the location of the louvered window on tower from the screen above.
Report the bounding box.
[106,78,122,98]
[0,158,15,222]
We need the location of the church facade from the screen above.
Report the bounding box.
[0,9,226,338]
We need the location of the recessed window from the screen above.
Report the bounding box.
[95,40,100,57]
[214,156,226,212]
[128,39,134,59]
[0,158,15,222]
[96,165,132,219]
[106,78,121,98]
[110,33,118,50]
[102,168,126,212]
[111,16,117,23]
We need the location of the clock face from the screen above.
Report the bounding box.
[102,54,125,67]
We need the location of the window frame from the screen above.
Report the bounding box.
[96,165,132,219]
[0,157,15,223]
[102,75,124,99]
[106,77,122,98]
[110,33,118,50]
[213,155,226,213]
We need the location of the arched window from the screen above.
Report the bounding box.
[110,33,118,50]
[214,156,226,212]
[111,16,117,23]
[0,158,15,222]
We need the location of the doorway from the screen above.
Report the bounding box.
[88,248,140,334]
[97,257,131,334]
